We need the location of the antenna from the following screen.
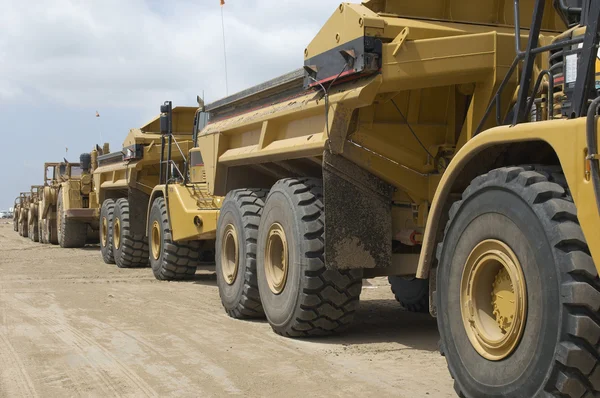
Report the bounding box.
[220,1,229,95]
[95,110,103,144]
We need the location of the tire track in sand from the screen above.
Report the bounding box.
[10,295,159,397]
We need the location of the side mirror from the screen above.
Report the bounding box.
[160,101,172,135]
[160,114,169,134]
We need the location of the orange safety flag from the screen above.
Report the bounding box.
[220,0,225,5]
[95,111,100,117]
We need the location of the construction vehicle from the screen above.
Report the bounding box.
[38,162,69,245]
[13,193,28,235]
[16,192,32,237]
[92,110,210,274]
[27,185,44,242]
[36,154,102,248]
[145,0,600,395]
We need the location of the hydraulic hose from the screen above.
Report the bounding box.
[586,96,600,216]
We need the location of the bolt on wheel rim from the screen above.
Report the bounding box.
[220,224,238,285]
[113,218,121,249]
[460,239,527,361]
[151,221,161,260]
[101,217,108,247]
[265,223,288,295]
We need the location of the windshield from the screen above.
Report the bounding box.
[70,167,83,178]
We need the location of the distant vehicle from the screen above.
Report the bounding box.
[0,212,5,219]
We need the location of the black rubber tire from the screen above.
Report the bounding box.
[57,190,87,248]
[45,213,58,245]
[20,217,28,238]
[437,165,600,398]
[100,199,115,264]
[257,178,363,337]
[388,276,429,313]
[148,197,198,280]
[37,209,44,244]
[216,188,268,319]
[113,198,149,268]
[29,212,39,243]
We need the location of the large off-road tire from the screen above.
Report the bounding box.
[216,188,268,319]
[13,213,18,232]
[37,216,44,244]
[56,190,87,248]
[388,276,429,313]
[19,218,28,238]
[437,166,600,398]
[148,197,198,280]
[257,178,363,337]
[28,214,39,243]
[113,198,149,268]
[45,214,58,245]
[100,199,115,264]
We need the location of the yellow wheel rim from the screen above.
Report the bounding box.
[220,224,239,285]
[101,216,108,247]
[265,223,288,295]
[460,239,527,361]
[151,221,161,260]
[113,218,121,250]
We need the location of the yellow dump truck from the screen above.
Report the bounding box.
[143,0,600,395]
[92,109,212,275]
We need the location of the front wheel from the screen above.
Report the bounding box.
[148,197,198,280]
[437,166,600,397]
[57,191,87,248]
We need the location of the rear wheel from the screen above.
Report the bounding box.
[257,178,363,337]
[20,217,28,238]
[37,211,44,244]
[29,213,39,243]
[113,198,148,268]
[437,166,600,398]
[216,189,268,319]
[388,276,429,313]
[100,199,115,264]
[57,190,87,248]
[148,197,198,280]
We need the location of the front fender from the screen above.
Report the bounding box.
[417,117,600,277]
[147,186,167,236]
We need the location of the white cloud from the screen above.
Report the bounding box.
[0,0,342,109]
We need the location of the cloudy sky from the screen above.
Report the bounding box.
[0,0,344,210]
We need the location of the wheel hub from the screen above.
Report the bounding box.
[151,221,161,260]
[113,218,121,249]
[265,223,288,295]
[101,216,108,247]
[220,224,239,285]
[460,240,527,361]
[492,268,515,333]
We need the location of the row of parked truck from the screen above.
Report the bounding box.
[10,0,600,396]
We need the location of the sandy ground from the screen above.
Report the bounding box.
[0,221,454,397]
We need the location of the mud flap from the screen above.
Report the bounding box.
[128,188,150,236]
[322,151,393,270]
